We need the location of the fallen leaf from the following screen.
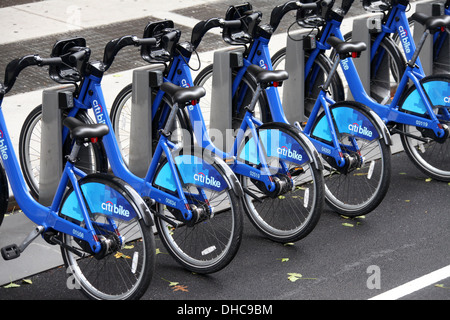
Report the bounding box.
[114,252,131,259]
[3,282,20,288]
[405,200,410,202]
[22,279,32,285]
[172,285,189,292]
[278,258,289,262]
[287,273,303,282]
[425,178,432,182]
[283,242,295,246]
[342,223,354,227]
[278,195,286,200]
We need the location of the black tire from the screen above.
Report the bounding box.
[110,84,193,164]
[237,122,324,242]
[153,146,243,274]
[194,64,271,129]
[0,162,8,227]
[399,74,450,181]
[60,173,155,300]
[19,105,108,199]
[341,32,406,104]
[311,101,392,217]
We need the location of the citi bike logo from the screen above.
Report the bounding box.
[444,96,450,104]
[102,200,130,218]
[348,123,373,138]
[181,79,190,88]
[0,130,8,160]
[341,58,349,70]
[93,100,105,124]
[259,59,268,70]
[398,26,411,54]
[194,172,221,188]
[277,146,303,161]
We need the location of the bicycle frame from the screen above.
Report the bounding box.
[69,72,199,221]
[156,53,294,192]
[0,94,103,253]
[313,6,450,138]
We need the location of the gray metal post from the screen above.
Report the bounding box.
[40,87,71,205]
[210,47,243,152]
[282,30,306,124]
[129,65,164,177]
[350,18,373,99]
[414,2,444,75]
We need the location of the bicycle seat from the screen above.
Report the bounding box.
[411,13,450,32]
[161,82,206,106]
[63,117,109,141]
[327,36,367,57]
[246,64,289,84]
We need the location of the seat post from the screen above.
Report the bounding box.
[246,84,264,113]
[322,55,341,93]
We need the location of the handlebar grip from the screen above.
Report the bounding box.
[136,37,157,46]
[300,2,319,10]
[222,19,242,28]
[69,50,88,64]
[40,57,63,66]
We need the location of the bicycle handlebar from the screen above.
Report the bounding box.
[2,54,68,94]
[103,35,157,70]
[270,0,333,32]
[190,17,242,49]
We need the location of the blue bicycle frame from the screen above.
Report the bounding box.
[66,73,203,221]
[0,91,103,253]
[313,5,450,138]
[154,53,298,192]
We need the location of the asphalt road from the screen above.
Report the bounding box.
[1,151,450,304]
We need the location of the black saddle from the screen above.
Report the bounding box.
[327,36,367,59]
[160,82,206,106]
[63,117,109,141]
[411,13,450,33]
[247,64,289,84]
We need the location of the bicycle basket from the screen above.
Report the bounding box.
[141,20,181,63]
[49,37,89,84]
[223,2,261,45]
[362,0,391,12]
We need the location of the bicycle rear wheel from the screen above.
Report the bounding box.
[19,105,107,198]
[311,101,392,217]
[237,122,324,243]
[59,174,155,300]
[153,147,243,274]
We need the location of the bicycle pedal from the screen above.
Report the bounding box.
[1,244,21,260]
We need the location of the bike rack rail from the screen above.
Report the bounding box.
[40,86,72,205]
[129,65,164,177]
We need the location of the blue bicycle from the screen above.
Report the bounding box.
[109,18,325,243]
[391,0,449,75]
[18,31,244,274]
[272,0,450,181]
[194,1,392,217]
[0,54,156,299]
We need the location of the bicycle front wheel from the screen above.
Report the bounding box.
[153,147,243,274]
[311,101,392,217]
[237,122,324,243]
[59,174,155,300]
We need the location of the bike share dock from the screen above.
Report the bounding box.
[1,0,449,301]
